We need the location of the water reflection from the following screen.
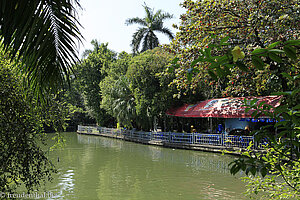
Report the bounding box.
[77,134,232,174]
[45,133,246,200]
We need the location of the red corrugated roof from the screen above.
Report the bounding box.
[166,96,282,118]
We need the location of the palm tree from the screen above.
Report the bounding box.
[0,0,82,94]
[82,39,102,58]
[111,76,136,128]
[125,4,174,54]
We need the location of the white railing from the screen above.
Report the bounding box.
[78,125,261,149]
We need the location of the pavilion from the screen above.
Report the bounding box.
[166,96,282,134]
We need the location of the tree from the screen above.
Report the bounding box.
[82,39,103,58]
[0,0,82,194]
[163,0,299,197]
[100,48,179,130]
[125,3,174,54]
[126,48,177,130]
[0,0,82,95]
[111,76,136,128]
[100,52,132,127]
[0,53,58,193]
[165,0,299,98]
[230,42,300,199]
[75,41,116,126]
[189,38,300,199]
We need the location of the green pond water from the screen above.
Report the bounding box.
[42,132,248,200]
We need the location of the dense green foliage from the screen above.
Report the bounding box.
[0,0,82,96]
[0,0,82,193]
[126,4,174,54]
[164,0,299,98]
[0,56,57,193]
[231,44,300,199]
[183,34,300,198]
[160,0,300,198]
[99,47,177,130]
[126,48,177,130]
[74,41,117,126]
[99,52,132,124]
[1,1,298,198]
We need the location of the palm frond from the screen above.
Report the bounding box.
[156,12,173,21]
[142,31,159,52]
[126,3,173,54]
[131,28,147,54]
[143,3,153,23]
[0,0,83,96]
[125,17,147,27]
[156,27,174,40]
[153,10,163,21]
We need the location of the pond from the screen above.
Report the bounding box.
[43,132,248,200]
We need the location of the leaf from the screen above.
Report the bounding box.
[292,104,300,110]
[230,163,241,175]
[292,140,300,147]
[268,52,283,63]
[187,68,200,81]
[281,72,293,80]
[208,70,218,80]
[191,57,204,67]
[217,55,229,64]
[0,0,83,97]
[252,56,264,70]
[267,41,281,49]
[271,91,291,96]
[221,42,230,46]
[268,49,285,54]
[204,48,212,59]
[251,48,268,55]
[250,166,257,176]
[235,61,249,72]
[258,101,266,108]
[284,40,300,46]
[220,36,229,45]
[187,72,192,82]
[215,66,225,77]
[291,88,300,97]
[167,66,175,73]
[245,107,251,113]
[208,43,217,48]
[250,98,259,105]
[261,167,267,177]
[222,65,231,75]
[284,46,297,60]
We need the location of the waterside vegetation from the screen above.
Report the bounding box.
[0,0,299,199]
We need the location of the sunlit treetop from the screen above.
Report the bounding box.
[163,0,299,98]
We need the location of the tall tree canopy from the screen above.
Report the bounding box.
[165,0,299,98]
[126,48,176,130]
[0,0,82,95]
[100,48,178,130]
[126,4,174,54]
[75,41,116,126]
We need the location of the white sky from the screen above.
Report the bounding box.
[77,0,186,56]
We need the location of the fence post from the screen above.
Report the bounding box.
[150,131,153,140]
[221,133,224,146]
[192,133,194,144]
